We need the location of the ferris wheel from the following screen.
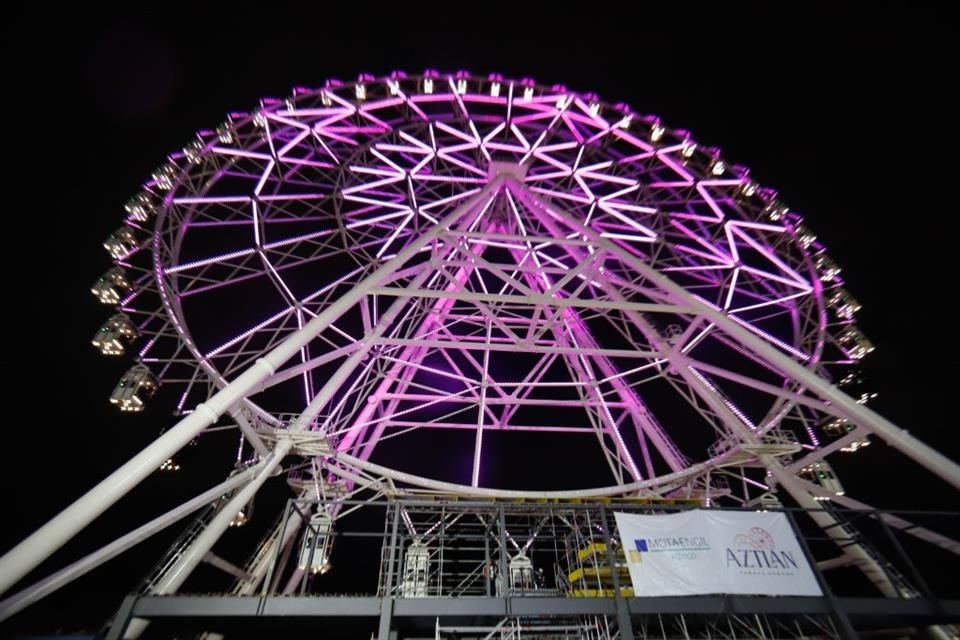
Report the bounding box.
[2,71,958,618]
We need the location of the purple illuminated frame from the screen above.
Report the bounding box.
[105,71,865,495]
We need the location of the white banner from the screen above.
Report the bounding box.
[613,510,822,597]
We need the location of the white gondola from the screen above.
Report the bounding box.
[109,364,158,412]
[103,227,138,260]
[91,267,131,305]
[298,511,334,574]
[92,313,138,356]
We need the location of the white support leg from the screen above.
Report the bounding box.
[768,463,899,597]
[0,181,504,596]
[238,506,307,596]
[505,179,947,596]
[657,353,900,596]
[123,443,292,638]
[0,466,260,622]
[122,185,506,634]
[507,179,960,491]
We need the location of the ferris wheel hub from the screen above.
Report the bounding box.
[487,160,528,181]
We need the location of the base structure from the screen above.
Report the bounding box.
[108,593,960,640]
[100,498,959,640]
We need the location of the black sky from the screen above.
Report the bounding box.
[1,4,956,636]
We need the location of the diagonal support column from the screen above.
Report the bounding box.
[0,180,506,596]
[0,466,261,622]
[120,187,507,636]
[505,180,918,596]
[506,178,960,491]
[122,187,504,620]
[122,442,293,638]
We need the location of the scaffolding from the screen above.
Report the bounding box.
[102,498,960,639]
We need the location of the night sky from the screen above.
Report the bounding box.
[2,5,956,637]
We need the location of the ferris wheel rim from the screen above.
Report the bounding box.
[102,70,870,494]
